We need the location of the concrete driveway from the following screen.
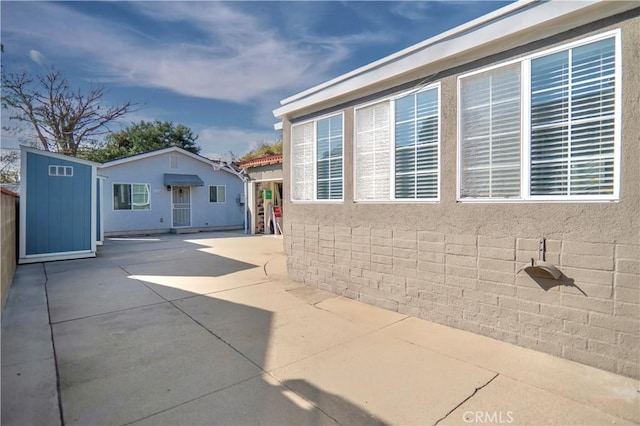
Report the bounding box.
[2,231,638,425]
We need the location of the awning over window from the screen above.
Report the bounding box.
[164,174,204,186]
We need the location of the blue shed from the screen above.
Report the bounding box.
[19,146,100,264]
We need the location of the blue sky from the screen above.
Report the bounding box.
[1,1,511,160]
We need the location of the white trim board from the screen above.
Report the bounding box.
[273,0,637,118]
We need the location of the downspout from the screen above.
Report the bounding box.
[238,167,248,234]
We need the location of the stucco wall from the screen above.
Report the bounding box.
[282,11,640,378]
[1,189,18,314]
[245,163,283,182]
[100,151,244,234]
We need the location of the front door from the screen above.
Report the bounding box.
[172,186,191,227]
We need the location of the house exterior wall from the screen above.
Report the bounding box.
[100,151,244,234]
[282,11,640,378]
[245,163,283,182]
[24,151,93,256]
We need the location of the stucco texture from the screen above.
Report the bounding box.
[281,10,640,378]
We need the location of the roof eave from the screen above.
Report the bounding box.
[273,0,636,119]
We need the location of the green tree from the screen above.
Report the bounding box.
[1,68,134,156]
[240,140,282,162]
[0,150,20,183]
[82,120,201,162]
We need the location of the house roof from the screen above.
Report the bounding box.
[99,146,243,179]
[20,146,101,167]
[237,154,283,169]
[273,0,638,119]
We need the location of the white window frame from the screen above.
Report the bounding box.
[353,83,441,203]
[112,183,151,211]
[290,111,344,203]
[48,165,73,177]
[457,29,621,203]
[209,185,226,203]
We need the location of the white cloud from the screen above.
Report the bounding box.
[390,2,433,21]
[197,126,280,162]
[2,2,379,106]
[29,49,44,65]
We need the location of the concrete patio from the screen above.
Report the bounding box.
[1,231,638,425]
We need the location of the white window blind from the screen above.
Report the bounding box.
[316,115,343,200]
[291,122,314,201]
[355,102,390,200]
[530,37,615,196]
[395,89,439,199]
[460,64,521,198]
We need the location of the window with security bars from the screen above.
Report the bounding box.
[290,114,343,202]
[458,32,618,201]
[354,86,439,201]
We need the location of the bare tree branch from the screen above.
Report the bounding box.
[1,67,135,156]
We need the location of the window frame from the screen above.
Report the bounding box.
[290,111,345,203]
[112,183,151,211]
[209,185,227,203]
[353,83,441,203]
[457,29,621,203]
[48,165,73,177]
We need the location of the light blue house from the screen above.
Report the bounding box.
[19,146,101,264]
[99,147,245,235]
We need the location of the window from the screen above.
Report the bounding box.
[209,185,226,203]
[355,85,440,201]
[170,155,178,169]
[49,165,73,177]
[113,183,150,210]
[458,31,619,201]
[291,113,343,201]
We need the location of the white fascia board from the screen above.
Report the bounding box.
[279,0,535,107]
[100,146,212,169]
[20,146,101,167]
[274,0,635,118]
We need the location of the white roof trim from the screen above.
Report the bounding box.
[20,146,100,167]
[100,146,212,168]
[99,146,243,180]
[274,0,636,118]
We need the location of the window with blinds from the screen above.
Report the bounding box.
[395,89,439,199]
[291,122,314,201]
[290,114,343,202]
[316,115,343,200]
[354,86,440,202]
[355,102,391,200]
[458,31,618,201]
[530,37,616,197]
[460,64,521,198]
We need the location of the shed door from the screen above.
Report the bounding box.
[172,186,191,227]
